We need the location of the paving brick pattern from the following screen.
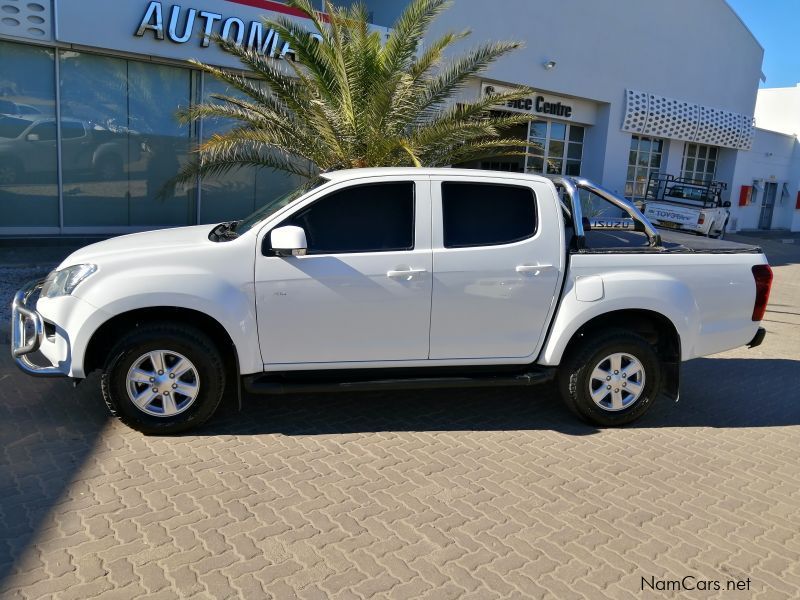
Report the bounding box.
[1,237,798,599]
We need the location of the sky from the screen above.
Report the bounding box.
[726,0,800,88]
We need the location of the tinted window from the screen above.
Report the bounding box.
[0,116,29,139]
[281,182,414,254]
[61,121,85,139]
[442,182,536,248]
[29,121,57,141]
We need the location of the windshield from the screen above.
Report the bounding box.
[234,176,328,235]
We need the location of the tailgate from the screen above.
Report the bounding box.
[644,203,699,228]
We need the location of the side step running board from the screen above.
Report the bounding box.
[243,368,556,396]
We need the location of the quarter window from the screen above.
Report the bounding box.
[442,182,537,248]
[281,182,415,254]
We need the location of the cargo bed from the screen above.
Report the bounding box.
[580,228,762,254]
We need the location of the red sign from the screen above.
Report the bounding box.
[225,0,330,22]
[738,185,751,207]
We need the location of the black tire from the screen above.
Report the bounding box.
[558,329,662,427]
[710,219,727,240]
[101,323,226,435]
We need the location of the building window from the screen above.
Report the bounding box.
[625,135,664,200]
[199,77,303,224]
[59,51,194,227]
[681,143,718,183]
[525,119,584,176]
[479,160,522,172]
[0,41,58,229]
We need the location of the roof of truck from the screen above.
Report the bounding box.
[322,167,552,183]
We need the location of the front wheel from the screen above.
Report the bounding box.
[101,323,226,434]
[558,329,663,426]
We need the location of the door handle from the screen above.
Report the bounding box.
[387,268,427,279]
[516,264,555,275]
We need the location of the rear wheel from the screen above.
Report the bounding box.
[710,218,727,239]
[558,329,662,426]
[101,323,225,434]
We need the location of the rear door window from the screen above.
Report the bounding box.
[441,182,537,248]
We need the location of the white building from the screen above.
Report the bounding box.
[0,0,797,234]
[756,84,800,137]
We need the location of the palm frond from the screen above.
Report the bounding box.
[167,0,534,200]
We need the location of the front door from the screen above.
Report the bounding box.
[759,182,777,230]
[429,177,564,360]
[255,178,433,366]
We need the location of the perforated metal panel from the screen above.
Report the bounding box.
[646,94,699,141]
[0,0,52,41]
[622,89,648,134]
[622,88,753,150]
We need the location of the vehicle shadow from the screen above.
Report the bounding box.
[0,360,108,586]
[202,356,800,436]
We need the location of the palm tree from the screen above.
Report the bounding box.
[173,0,534,186]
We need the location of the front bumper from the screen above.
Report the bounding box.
[10,279,65,377]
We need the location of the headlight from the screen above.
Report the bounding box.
[41,264,97,298]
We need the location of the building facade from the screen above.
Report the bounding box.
[0,0,798,235]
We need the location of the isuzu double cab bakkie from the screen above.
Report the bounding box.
[12,169,772,434]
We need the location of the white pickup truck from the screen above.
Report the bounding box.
[12,168,772,434]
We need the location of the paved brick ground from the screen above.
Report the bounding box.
[1,236,798,599]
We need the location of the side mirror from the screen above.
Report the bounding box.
[723,200,731,208]
[26,133,40,141]
[270,225,307,257]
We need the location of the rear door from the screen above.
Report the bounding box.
[429,176,564,360]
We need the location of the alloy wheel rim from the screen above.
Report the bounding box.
[126,350,200,417]
[588,352,646,411]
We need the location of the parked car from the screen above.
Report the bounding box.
[0,115,135,184]
[642,174,731,238]
[0,99,43,116]
[12,169,772,434]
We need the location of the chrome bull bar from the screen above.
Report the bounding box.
[10,278,64,376]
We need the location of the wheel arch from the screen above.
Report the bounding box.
[556,309,681,401]
[84,306,241,406]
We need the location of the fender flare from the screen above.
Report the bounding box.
[538,275,697,366]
